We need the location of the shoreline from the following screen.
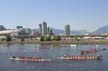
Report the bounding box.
[0,40,108,44]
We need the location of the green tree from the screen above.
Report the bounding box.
[46,36,51,41]
[56,35,61,41]
[1,38,6,41]
[53,35,61,41]
[6,36,12,42]
[40,36,44,41]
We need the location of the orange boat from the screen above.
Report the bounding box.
[81,48,106,55]
[57,55,102,60]
[81,49,96,54]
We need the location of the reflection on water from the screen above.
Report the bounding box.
[0,44,108,71]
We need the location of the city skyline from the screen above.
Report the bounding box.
[0,0,108,32]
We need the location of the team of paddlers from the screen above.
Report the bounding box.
[80,48,106,55]
[10,48,106,62]
[10,55,102,62]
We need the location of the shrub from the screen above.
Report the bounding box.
[6,36,12,42]
[21,38,24,41]
[46,36,51,41]
[40,36,44,41]
[53,35,61,41]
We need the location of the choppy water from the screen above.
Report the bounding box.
[0,44,108,71]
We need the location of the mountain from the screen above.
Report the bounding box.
[0,25,6,31]
[71,30,90,35]
[52,28,90,35]
[92,25,108,34]
[52,29,64,35]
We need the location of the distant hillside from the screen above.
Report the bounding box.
[0,25,6,31]
[71,30,90,35]
[52,29,64,35]
[52,28,90,35]
[92,25,108,34]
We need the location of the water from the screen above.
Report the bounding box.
[0,44,108,71]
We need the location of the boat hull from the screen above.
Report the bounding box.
[9,57,51,62]
[57,55,101,60]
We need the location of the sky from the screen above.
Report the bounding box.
[0,0,108,32]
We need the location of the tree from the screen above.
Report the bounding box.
[21,38,24,41]
[6,36,12,42]
[1,38,6,41]
[53,35,61,41]
[45,36,51,41]
[56,35,61,41]
[40,36,44,41]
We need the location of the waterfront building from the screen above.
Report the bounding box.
[0,29,18,37]
[32,29,40,36]
[42,22,47,35]
[47,27,54,35]
[50,28,53,35]
[47,27,50,35]
[65,24,70,36]
[39,24,42,35]
[17,28,32,38]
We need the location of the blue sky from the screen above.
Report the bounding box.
[0,0,108,32]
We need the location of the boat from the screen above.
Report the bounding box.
[9,56,51,62]
[57,55,102,60]
[80,48,106,55]
[80,49,96,54]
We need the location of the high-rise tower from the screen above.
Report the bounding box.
[65,24,70,36]
[42,22,47,35]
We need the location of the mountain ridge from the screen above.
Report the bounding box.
[92,25,108,34]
